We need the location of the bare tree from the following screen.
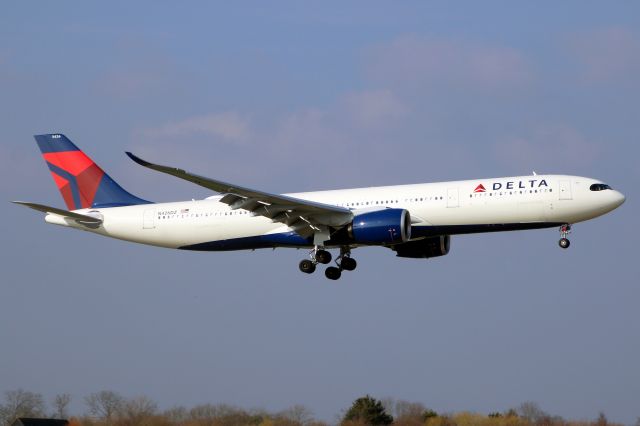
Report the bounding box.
[163,406,188,423]
[0,389,46,426]
[394,400,430,426]
[189,403,221,420]
[278,405,314,425]
[380,398,395,418]
[395,400,426,418]
[596,412,609,426]
[518,401,548,424]
[52,394,71,419]
[85,391,124,423]
[119,396,158,426]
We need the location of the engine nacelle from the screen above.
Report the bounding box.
[348,208,411,245]
[392,235,451,258]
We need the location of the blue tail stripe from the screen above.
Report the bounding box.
[45,161,82,210]
[35,134,80,153]
[92,173,151,208]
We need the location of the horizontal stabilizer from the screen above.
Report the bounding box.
[12,201,103,226]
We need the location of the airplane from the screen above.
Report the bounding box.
[14,134,625,280]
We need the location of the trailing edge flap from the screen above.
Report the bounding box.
[12,201,103,225]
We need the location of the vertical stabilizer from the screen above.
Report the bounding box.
[34,133,150,209]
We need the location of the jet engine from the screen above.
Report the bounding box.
[392,235,451,258]
[344,208,412,245]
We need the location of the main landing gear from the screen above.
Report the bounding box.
[299,246,357,280]
[558,224,571,249]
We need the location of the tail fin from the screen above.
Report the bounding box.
[34,133,150,209]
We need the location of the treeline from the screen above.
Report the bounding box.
[0,390,631,426]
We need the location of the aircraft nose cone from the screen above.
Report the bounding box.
[612,190,626,208]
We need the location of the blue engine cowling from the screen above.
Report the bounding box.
[349,208,411,245]
[392,235,451,258]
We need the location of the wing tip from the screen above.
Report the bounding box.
[126,151,150,166]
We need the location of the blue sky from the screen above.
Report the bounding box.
[1,2,638,424]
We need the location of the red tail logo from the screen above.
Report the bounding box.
[43,151,104,210]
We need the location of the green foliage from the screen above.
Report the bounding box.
[342,395,393,426]
[423,409,438,420]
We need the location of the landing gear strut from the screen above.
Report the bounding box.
[297,246,357,279]
[337,246,357,271]
[324,247,357,280]
[559,224,571,249]
[298,246,331,275]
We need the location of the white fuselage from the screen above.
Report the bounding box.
[46,174,625,251]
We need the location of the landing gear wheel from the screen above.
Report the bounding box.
[316,249,332,264]
[340,257,357,271]
[558,224,572,249]
[325,266,342,280]
[299,259,316,274]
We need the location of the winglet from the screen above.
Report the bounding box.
[126,152,151,167]
[126,152,187,175]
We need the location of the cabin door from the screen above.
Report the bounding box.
[558,180,572,200]
[143,209,156,229]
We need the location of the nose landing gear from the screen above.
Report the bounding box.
[558,224,571,249]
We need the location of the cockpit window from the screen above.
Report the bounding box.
[590,183,612,191]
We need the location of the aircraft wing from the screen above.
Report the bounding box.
[12,201,103,227]
[126,152,353,238]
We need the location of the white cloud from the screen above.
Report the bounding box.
[493,124,600,173]
[95,70,165,100]
[365,35,533,93]
[129,89,411,190]
[274,108,341,148]
[340,89,408,129]
[569,27,640,82]
[140,112,252,143]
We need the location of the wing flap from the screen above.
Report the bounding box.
[219,193,244,205]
